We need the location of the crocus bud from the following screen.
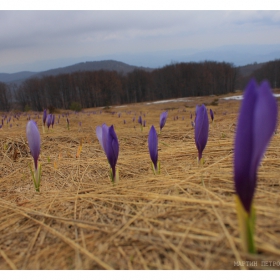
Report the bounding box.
[148,125,158,173]
[159,111,168,131]
[46,114,52,129]
[43,109,47,126]
[195,104,209,161]
[26,120,41,169]
[234,79,278,214]
[105,125,119,182]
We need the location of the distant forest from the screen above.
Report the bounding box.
[0,59,280,112]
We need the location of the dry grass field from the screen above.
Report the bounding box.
[0,92,280,270]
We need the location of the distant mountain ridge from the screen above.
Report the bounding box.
[0,59,273,85]
[0,71,37,84]
[0,60,154,84]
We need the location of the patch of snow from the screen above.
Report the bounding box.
[146,98,192,105]
[221,93,280,101]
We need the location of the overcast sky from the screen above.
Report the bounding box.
[1,6,280,73]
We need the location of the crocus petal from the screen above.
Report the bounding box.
[234,79,277,213]
[159,111,168,130]
[26,120,41,169]
[148,125,158,170]
[102,124,109,155]
[96,126,104,151]
[251,81,278,175]
[195,105,209,160]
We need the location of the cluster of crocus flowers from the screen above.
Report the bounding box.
[148,125,160,174]
[96,124,119,183]
[159,111,168,133]
[234,78,277,254]
[26,120,41,192]
[194,104,209,164]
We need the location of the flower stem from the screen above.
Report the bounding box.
[235,195,256,254]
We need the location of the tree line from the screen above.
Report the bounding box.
[250,59,280,88]
[5,59,279,112]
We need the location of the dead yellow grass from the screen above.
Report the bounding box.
[0,93,280,270]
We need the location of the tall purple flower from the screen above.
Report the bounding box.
[210,109,214,122]
[138,116,142,126]
[195,104,209,161]
[148,125,158,172]
[26,120,41,169]
[234,79,278,214]
[105,125,119,181]
[159,111,168,131]
[43,109,47,126]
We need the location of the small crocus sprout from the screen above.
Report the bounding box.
[195,104,209,163]
[43,109,47,126]
[26,120,41,192]
[159,111,168,132]
[66,117,69,130]
[105,125,119,183]
[210,109,214,122]
[148,125,160,174]
[191,120,195,128]
[234,79,278,254]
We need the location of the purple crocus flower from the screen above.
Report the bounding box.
[26,120,41,169]
[234,79,278,213]
[210,109,214,122]
[138,116,142,126]
[43,109,47,126]
[148,125,158,171]
[195,104,209,161]
[105,125,119,180]
[46,114,52,129]
[159,111,168,131]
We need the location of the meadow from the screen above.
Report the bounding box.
[0,92,279,270]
